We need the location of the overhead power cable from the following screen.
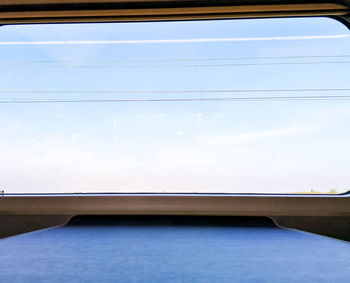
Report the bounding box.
[1,61,350,68]
[0,88,349,94]
[1,54,349,63]
[1,95,350,103]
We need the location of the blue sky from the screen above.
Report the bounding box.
[0,17,349,193]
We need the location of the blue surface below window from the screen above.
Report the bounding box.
[0,216,349,282]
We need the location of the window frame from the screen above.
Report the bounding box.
[0,0,349,241]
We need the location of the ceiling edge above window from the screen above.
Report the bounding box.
[0,1,349,24]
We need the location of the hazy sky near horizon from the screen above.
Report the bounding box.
[0,17,350,193]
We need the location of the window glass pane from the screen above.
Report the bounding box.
[0,17,349,194]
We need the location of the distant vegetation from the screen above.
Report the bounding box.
[287,188,343,194]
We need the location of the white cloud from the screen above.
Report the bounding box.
[196,127,306,146]
[156,147,216,166]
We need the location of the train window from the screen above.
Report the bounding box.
[0,17,349,194]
